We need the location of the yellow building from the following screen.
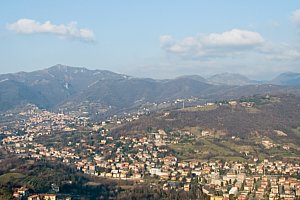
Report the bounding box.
[27,194,56,200]
[42,194,56,200]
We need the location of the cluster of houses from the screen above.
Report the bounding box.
[71,129,300,199]
[204,171,300,199]
[1,106,87,144]
[4,123,300,199]
[12,187,71,200]
[2,102,300,199]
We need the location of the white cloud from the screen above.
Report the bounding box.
[259,42,300,60]
[161,29,300,61]
[7,18,95,41]
[203,29,264,46]
[160,29,264,58]
[159,35,174,45]
[291,9,300,26]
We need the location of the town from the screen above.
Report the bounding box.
[1,99,300,200]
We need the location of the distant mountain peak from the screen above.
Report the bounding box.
[271,72,300,85]
[1,64,300,114]
[47,64,87,72]
[208,73,257,86]
[210,72,249,79]
[281,72,297,75]
[175,75,207,83]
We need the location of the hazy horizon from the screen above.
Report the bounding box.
[0,63,297,81]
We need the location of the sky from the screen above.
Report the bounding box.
[1,1,300,80]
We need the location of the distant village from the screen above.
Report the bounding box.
[1,98,300,200]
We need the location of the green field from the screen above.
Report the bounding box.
[169,138,247,161]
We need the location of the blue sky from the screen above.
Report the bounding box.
[1,1,300,79]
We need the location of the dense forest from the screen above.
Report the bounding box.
[0,156,119,199]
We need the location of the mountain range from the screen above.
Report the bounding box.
[1,64,300,115]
